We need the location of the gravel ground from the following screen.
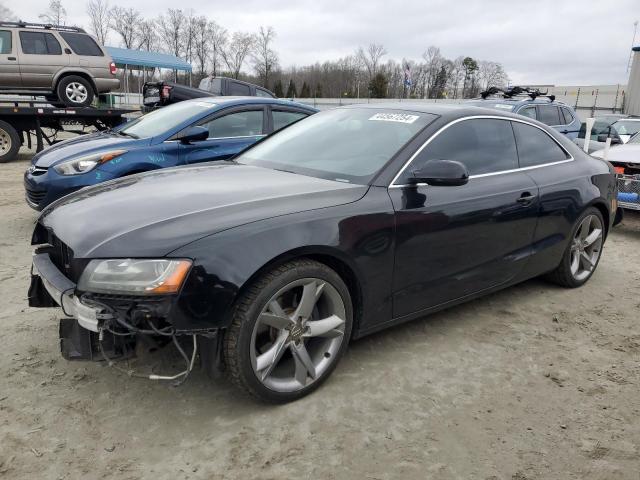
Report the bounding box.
[1,144,639,479]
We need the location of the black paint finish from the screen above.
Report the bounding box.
[33,105,617,339]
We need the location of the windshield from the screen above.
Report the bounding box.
[120,101,215,138]
[612,120,640,137]
[237,108,435,184]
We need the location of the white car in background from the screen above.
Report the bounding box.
[593,132,640,211]
[575,117,640,153]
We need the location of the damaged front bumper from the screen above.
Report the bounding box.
[30,253,108,332]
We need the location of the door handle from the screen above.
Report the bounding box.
[7,57,16,61]
[561,129,569,134]
[517,192,536,205]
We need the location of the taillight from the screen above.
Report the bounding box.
[161,85,172,99]
[109,62,117,75]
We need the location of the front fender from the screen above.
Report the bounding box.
[169,186,396,334]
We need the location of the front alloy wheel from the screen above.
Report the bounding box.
[223,260,353,402]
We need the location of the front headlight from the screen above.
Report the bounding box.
[78,259,192,295]
[53,150,127,175]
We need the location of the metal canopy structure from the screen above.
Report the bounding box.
[105,47,192,71]
[626,46,640,115]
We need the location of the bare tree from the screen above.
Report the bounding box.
[157,9,186,58]
[221,31,255,79]
[251,26,279,88]
[477,60,509,90]
[182,10,197,63]
[0,2,17,21]
[192,16,210,75]
[39,0,67,25]
[110,6,140,48]
[136,19,156,51]
[86,0,110,45]
[208,21,227,77]
[357,43,387,79]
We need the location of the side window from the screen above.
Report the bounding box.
[519,106,537,120]
[60,32,103,56]
[0,30,12,54]
[272,110,308,132]
[200,110,264,138]
[209,78,222,95]
[410,119,518,177]
[228,82,251,96]
[512,122,570,167]
[20,31,62,55]
[537,105,561,126]
[256,88,274,98]
[561,107,574,125]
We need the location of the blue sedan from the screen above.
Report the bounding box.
[24,97,317,210]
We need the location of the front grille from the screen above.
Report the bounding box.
[25,186,46,206]
[48,233,75,279]
[616,174,640,211]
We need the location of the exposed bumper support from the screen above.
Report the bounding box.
[30,253,102,332]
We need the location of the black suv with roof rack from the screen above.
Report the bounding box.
[0,21,119,107]
[467,87,582,140]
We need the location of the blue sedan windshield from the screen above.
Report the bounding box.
[120,101,215,139]
[238,108,435,184]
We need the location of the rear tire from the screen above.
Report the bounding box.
[546,207,605,288]
[56,76,94,107]
[0,120,20,163]
[223,259,353,403]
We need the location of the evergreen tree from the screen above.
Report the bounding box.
[273,79,284,98]
[433,66,448,99]
[314,83,323,98]
[368,73,388,99]
[285,79,298,98]
[300,81,311,98]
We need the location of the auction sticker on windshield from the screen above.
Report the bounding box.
[369,113,419,124]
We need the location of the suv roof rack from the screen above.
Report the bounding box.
[480,86,555,102]
[0,21,85,33]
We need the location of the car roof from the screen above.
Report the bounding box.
[180,96,318,111]
[338,102,528,120]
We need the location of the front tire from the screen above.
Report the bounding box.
[223,259,353,403]
[546,207,605,288]
[56,76,94,107]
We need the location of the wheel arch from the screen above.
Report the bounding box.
[54,71,98,94]
[587,199,610,238]
[234,246,364,340]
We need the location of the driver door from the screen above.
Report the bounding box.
[179,107,267,164]
[388,118,539,318]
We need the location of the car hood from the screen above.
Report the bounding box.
[592,144,640,163]
[32,131,147,168]
[39,162,368,258]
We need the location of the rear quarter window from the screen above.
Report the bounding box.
[512,122,570,167]
[60,32,103,56]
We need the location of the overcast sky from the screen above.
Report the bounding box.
[5,0,639,85]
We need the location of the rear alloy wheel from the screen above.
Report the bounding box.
[0,120,20,163]
[547,207,605,287]
[223,259,353,402]
[56,76,94,107]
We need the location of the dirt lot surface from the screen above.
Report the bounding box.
[1,146,639,480]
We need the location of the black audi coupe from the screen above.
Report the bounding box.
[29,104,617,402]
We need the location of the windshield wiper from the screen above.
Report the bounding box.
[117,131,139,139]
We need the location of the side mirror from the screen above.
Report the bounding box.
[179,126,209,144]
[596,134,608,143]
[408,160,469,187]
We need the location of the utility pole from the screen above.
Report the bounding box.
[627,20,639,73]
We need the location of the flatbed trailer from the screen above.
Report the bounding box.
[0,99,136,163]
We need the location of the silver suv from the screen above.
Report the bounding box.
[0,22,119,107]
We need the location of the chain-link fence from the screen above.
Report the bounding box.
[617,174,640,211]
